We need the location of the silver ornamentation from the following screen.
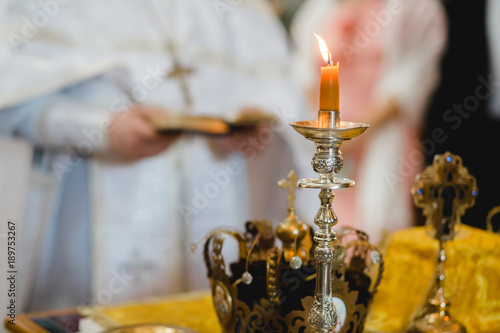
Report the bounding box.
[332,155,344,174]
[370,250,381,264]
[309,296,338,332]
[312,156,334,174]
[242,271,253,285]
[290,255,303,269]
[213,282,233,326]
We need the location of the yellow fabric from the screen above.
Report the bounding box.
[365,225,500,333]
[81,226,500,333]
[91,291,222,333]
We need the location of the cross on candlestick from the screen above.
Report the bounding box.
[278,170,298,214]
[412,151,478,241]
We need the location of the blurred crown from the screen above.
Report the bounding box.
[202,170,384,332]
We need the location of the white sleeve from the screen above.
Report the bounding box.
[0,71,128,154]
[38,96,113,154]
[374,0,448,126]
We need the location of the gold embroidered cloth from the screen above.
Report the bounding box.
[366,225,500,333]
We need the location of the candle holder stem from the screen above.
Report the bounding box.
[309,188,338,332]
[426,241,451,318]
[406,238,465,333]
[435,241,447,304]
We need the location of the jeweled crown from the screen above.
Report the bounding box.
[202,170,383,332]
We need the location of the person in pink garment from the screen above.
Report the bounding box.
[290,0,447,244]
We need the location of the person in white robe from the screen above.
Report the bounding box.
[289,0,447,244]
[0,0,316,312]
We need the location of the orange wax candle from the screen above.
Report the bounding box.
[315,33,340,127]
[319,62,339,111]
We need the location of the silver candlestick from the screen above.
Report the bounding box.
[290,110,369,333]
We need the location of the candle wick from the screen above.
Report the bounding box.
[327,51,332,66]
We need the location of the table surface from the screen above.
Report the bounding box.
[4,308,79,333]
[4,290,219,333]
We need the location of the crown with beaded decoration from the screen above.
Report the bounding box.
[201,170,383,332]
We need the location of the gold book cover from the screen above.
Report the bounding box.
[149,113,276,135]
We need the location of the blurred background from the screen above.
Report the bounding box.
[0,0,498,322]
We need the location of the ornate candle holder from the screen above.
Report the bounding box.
[406,152,478,333]
[290,110,369,332]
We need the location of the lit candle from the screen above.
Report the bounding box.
[315,34,339,128]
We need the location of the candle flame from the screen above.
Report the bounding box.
[314,33,332,66]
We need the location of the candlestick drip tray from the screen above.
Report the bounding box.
[290,120,369,141]
[297,177,354,189]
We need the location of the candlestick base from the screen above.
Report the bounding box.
[406,300,467,333]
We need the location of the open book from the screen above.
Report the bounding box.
[149,113,276,135]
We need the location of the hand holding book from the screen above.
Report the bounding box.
[109,105,181,160]
[216,108,274,152]
[148,109,276,136]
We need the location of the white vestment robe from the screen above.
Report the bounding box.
[0,0,316,311]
